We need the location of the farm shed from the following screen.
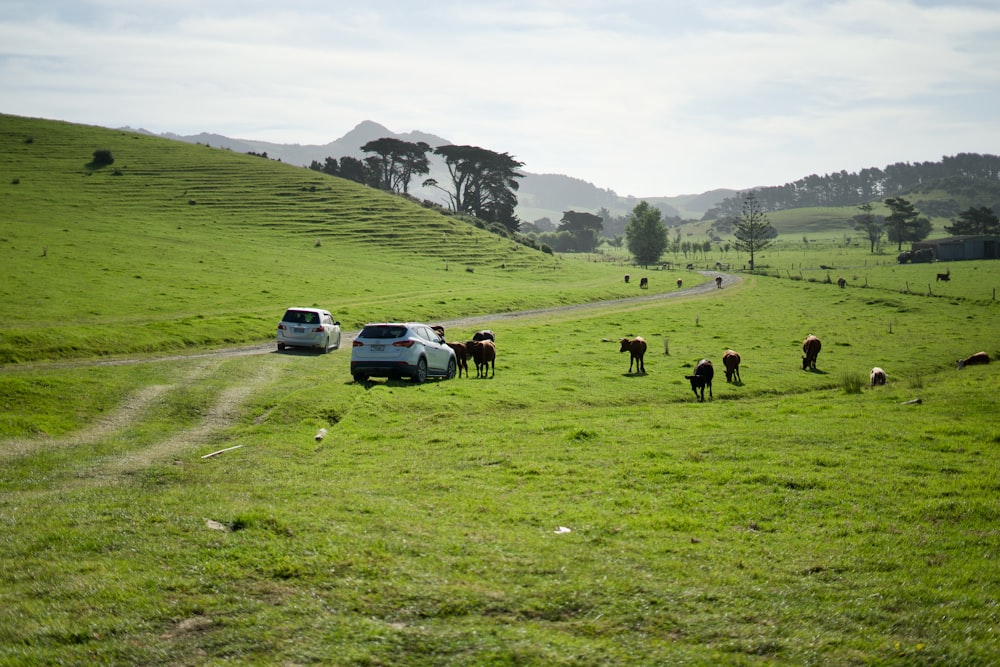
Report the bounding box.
[911,235,1000,261]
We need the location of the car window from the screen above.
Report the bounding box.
[361,325,407,339]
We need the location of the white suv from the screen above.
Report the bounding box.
[351,322,457,383]
[276,308,341,353]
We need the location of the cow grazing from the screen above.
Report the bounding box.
[467,339,496,377]
[837,277,846,288]
[620,336,647,374]
[472,330,495,342]
[640,277,649,289]
[722,349,741,383]
[715,276,723,289]
[446,341,469,378]
[936,268,951,282]
[685,359,714,401]
[676,279,683,288]
[802,335,822,371]
[624,274,630,284]
[957,351,989,369]
[870,367,887,386]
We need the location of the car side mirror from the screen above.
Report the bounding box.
[334,321,340,326]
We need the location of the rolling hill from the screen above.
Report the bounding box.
[0,113,678,363]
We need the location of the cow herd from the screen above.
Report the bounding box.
[434,323,990,396]
[436,328,497,379]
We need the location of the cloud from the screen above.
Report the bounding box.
[2,0,999,195]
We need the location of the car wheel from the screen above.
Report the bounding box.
[322,335,330,353]
[445,358,457,380]
[332,334,340,350]
[277,342,285,351]
[353,373,368,383]
[413,358,428,383]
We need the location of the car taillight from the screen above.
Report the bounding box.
[277,323,286,330]
[312,326,324,332]
[393,340,415,347]
[353,340,364,347]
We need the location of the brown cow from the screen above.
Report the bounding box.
[620,336,647,374]
[467,339,496,377]
[802,335,821,371]
[685,359,714,401]
[870,367,886,386]
[446,341,469,378]
[957,351,989,369]
[722,349,741,383]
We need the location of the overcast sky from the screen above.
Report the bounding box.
[3,0,1000,196]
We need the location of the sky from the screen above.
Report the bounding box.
[3,0,1000,197]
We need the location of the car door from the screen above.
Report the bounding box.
[419,325,449,372]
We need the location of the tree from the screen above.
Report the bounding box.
[883,197,923,251]
[423,145,524,233]
[558,211,603,252]
[945,206,1000,235]
[732,192,776,271]
[625,201,668,267]
[853,202,885,253]
[361,138,431,194]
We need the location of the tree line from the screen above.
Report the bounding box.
[704,153,1000,218]
[309,138,524,234]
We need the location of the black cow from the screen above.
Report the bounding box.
[685,359,714,401]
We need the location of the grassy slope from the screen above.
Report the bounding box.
[1,115,999,665]
[0,114,696,363]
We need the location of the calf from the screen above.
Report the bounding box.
[870,366,886,386]
[715,276,723,289]
[640,277,648,289]
[619,336,647,374]
[837,277,846,288]
[722,349,741,383]
[685,359,714,401]
[467,339,496,377]
[957,351,989,369]
[676,279,683,288]
[802,335,822,371]
[936,268,950,282]
[446,341,469,378]
[624,274,630,284]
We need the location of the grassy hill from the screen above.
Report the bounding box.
[0,114,695,363]
[1,115,999,665]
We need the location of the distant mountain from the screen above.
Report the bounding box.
[137,121,733,222]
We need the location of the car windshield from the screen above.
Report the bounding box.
[361,325,408,339]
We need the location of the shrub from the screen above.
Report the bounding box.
[89,149,114,168]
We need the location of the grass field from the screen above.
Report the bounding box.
[1,115,999,665]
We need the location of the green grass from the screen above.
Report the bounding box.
[2,115,999,665]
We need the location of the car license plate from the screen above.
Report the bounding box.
[371,344,385,351]
[293,327,304,333]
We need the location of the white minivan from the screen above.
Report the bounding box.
[276,307,341,353]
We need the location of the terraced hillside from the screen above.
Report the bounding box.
[1,114,691,363]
